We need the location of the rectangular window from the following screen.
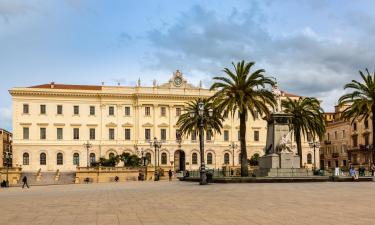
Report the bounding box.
[145,106,150,116]
[145,129,151,141]
[109,106,114,116]
[40,105,46,114]
[109,128,115,140]
[176,129,181,140]
[125,128,131,140]
[191,131,197,141]
[74,105,79,115]
[206,130,212,141]
[161,129,167,141]
[40,128,46,140]
[23,127,29,140]
[57,105,63,115]
[125,106,130,116]
[57,128,63,140]
[254,130,260,142]
[89,128,95,140]
[365,134,370,146]
[161,107,166,117]
[73,128,79,140]
[352,135,358,147]
[365,120,369,129]
[224,130,229,141]
[90,106,95,115]
[307,132,312,142]
[23,104,29,114]
[176,107,181,117]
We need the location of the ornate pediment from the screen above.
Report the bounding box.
[223,124,231,129]
[158,123,169,127]
[159,70,199,89]
[122,122,133,127]
[142,122,153,127]
[105,122,117,127]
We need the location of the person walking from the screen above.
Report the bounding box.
[22,176,29,189]
[168,169,173,181]
[371,163,375,177]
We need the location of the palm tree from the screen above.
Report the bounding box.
[281,97,325,167]
[210,60,276,177]
[339,68,375,164]
[177,98,223,184]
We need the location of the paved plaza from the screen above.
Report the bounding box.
[1,181,375,225]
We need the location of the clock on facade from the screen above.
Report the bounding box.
[174,77,182,87]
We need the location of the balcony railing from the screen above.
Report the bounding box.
[324,140,331,145]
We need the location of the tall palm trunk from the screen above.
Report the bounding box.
[239,110,249,177]
[372,104,375,165]
[295,127,303,167]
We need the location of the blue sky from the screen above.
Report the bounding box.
[1,0,375,131]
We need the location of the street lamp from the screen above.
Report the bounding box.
[4,145,12,187]
[149,137,162,181]
[229,142,238,167]
[83,141,92,167]
[189,101,213,185]
[309,140,320,171]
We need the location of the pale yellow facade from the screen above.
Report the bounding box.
[10,71,317,172]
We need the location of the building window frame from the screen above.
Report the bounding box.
[23,153,29,165]
[57,153,63,165]
[125,128,131,140]
[23,104,29,114]
[73,153,80,166]
[57,105,63,115]
[40,153,46,165]
[73,128,80,140]
[57,128,63,140]
[73,105,79,115]
[109,128,115,140]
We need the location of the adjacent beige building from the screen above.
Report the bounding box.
[10,71,317,172]
[0,129,12,167]
[321,105,373,169]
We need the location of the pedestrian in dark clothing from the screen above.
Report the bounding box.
[22,176,29,189]
[168,169,173,181]
[371,163,375,177]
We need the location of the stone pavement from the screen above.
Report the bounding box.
[1,181,375,225]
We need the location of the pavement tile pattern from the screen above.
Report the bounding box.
[0,181,375,225]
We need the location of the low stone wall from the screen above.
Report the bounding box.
[0,167,22,185]
[75,166,158,184]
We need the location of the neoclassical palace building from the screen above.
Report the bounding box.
[10,71,317,172]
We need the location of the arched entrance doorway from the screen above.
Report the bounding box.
[174,150,185,172]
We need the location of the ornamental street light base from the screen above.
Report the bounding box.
[154,172,159,181]
[199,171,207,185]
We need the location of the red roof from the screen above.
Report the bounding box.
[281,90,300,98]
[29,83,102,91]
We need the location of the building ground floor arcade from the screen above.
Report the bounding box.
[13,141,317,172]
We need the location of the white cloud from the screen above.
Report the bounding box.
[146,4,375,111]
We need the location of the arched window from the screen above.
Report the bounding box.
[161,152,167,165]
[89,153,96,165]
[109,152,115,158]
[73,153,79,166]
[57,153,63,165]
[23,153,29,165]
[207,153,213,165]
[224,153,230,164]
[192,153,198,165]
[146,153,151,165]
[40,153,46,165]
[307,153,312,164]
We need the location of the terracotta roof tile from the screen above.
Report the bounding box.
[29,83,102,91]
[281,90,300,98]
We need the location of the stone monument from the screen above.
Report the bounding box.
[257,82,305,177]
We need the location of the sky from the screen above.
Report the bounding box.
[1,0,375,131]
